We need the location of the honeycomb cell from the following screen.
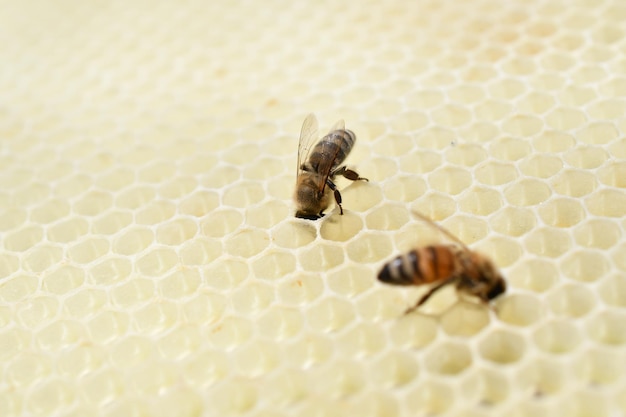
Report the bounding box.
[41,265,84,295]
[341,181,383,213]
[223,181,265,208]
[462,368,510,405]
[135,200,176,225]
[533,320,581,354]
[574,348,623,385]
[586,189,626,217]
[319,211,363,242]
[501,115,543,138]
[157,269,200,300]
[299,243,344,272]
[547,284,596,318]
[29,199,70,224]
[111,227,154,255]
[577,122,619,145]
[133,301,179,334]
[524,227,571,258]
[586,311,626,346]
[565,146,608,169]
[88,257,131,286]
[246,201,290,229]
[399,151,442,174]
[231,282,274,315]
[0,274,39,302]
[36,317,86,352]
[411,193,457,221]
[336,322,387,358]
[598,161,626,187]
[425,342,472,375]
[91,211,133,235]
[179,190,220,217]
[405,380,455,415]
[6,352,52,388]
[4,225,43,252]
[79,369,124,407]
[490,207,536,237]
[538,197,584,227]
[518,358,568,397]
[346,233,392,263]
[284,332,334,369]
[475,99,513,122]
[428,166,472,195]
[201,208,244,238]
[369,351,419,388]
[73,190,113,216]
[388,313,438,348]
[440,301,490,337]
[306,297,355,332]
[475,161,518,185]
[26,379,75,416]
[561,251,610,282]
[518,154,562,179]
[109,278,154,309]
[326,265,373,297]
[87,311,130,344]
[382,175,427,202]
[136,247,179,276]
[432,104,472,127]
[479,330,525,365]
[63,289,107,319]
[458,187,502,216]
[517,91,555,114]
[598,275,626,308]
[551,169,597,197]
[23,244,64,273]
[155,218,198,245]
[0,207,27,232]
[497,294,545,327]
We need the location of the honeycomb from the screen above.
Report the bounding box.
[1,0,625,416]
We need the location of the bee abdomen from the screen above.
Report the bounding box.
[309,130,355,168]
[377,246,457,286]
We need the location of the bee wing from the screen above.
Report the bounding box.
[297,113,319,177]
[411,209,471,251]
[314,132,344,194]
[328,119,345,133]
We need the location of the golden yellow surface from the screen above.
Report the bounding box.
[1,0,625,416]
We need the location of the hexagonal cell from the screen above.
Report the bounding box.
[319,211,363,242]
[547,284,596,318]
[573,218,621,249]
[597,274,626,308]
[490,207,536,237]
[461,367,510,405]
[368,350,418,388]
[231,281,275,315]
[478,330,526,365]
[440,301,490,337]
[585,310,626,346]
[306,297,355,332]
[524,227,572,258]
[425,342,473,375]
[573,348,624,385]
[336,322,387,358]
[518,358,569,397]
[405,380,455,415]
[507,258,558,293]
[538,198,585,227]
[458,187,502,216]
[561,250,610,282]
[497,294,545,327]
[533,320,582,354]
[505,179,552,206]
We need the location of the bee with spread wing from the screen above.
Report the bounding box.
[294,114,367,220]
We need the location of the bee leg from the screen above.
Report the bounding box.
[325,179,344,215]
[334,166,368,182]
[404,276,458,314]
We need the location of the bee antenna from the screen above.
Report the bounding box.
[410,209,470,251]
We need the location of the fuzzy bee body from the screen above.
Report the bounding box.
[378,213,506,313]
[294,114,367,220]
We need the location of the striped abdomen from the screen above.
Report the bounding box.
[306,129,356,173]
[378,245,459,286]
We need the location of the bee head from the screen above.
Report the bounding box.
[486,276,506,300]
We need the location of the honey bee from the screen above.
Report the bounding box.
[378,210,506,313]
[294,113,368,220]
